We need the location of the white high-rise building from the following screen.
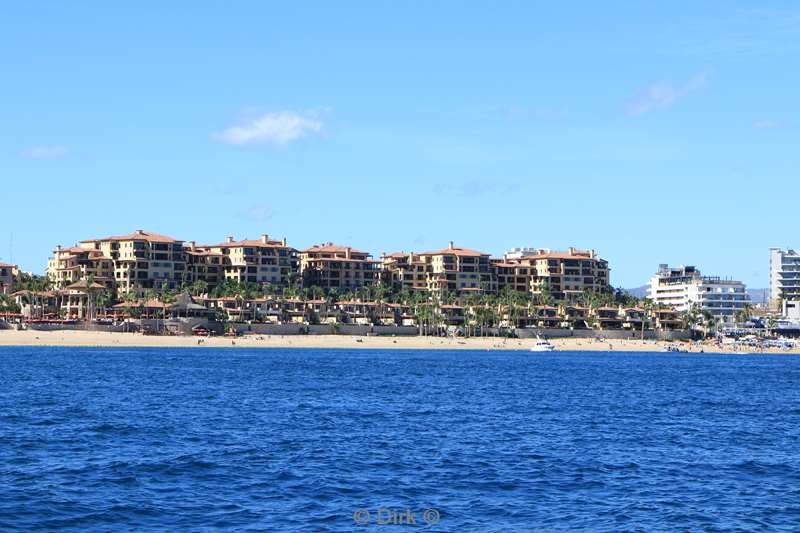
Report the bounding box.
[648,264,750,321]
[769,248,800,310]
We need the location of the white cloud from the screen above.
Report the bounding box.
[218,111,323,146]
[238,204,273,222]
[626,72,709,116]
[20,145,69,159]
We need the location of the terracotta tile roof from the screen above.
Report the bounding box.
[0,262,16,268]
[184,249,225,256]
[81,231,181,244]
[205,239,288,249]
[65,280,107,290]
[59,246,93,254]
[12,290,56,297]
[421,246,489,257]
[383,251,423,260]
[113,299,171,309]
[505,251,605,261]
[301,243,370,255]
[303,257,378,263]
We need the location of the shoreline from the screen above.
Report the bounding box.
[1,329,797,353]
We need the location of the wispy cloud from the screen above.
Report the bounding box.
[238,204,273,222]
[433,179,520,198]
[217,110,323,146]
[625,71,709,116]
[753,119,791,130]
[20,145,69,159]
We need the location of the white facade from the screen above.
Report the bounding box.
[784,300,800,321]
[503,247,546,260]
[769,248,800,309]
[648,264,750,320]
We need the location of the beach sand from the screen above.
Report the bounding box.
[0,329,795,353]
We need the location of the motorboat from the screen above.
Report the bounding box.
[530,337,555,352]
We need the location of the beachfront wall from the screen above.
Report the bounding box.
[515,328,691,341]
[231,323,420,336]
[229,322,689,340]
[25,323,132,333]
[137,318,223,335]
[7,318,688,340]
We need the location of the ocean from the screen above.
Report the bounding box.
[1,347,799,532]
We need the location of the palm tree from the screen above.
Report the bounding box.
[681,303,702,338]
[83,274,99,323]
[701,310,718,340]
[190,280,208,297]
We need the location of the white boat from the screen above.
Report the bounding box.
[661,344,688,353]
[530,338,555,352]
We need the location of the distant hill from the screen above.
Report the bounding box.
[623,286,769,304]
[622,286,648,299]
[747,289,768,305]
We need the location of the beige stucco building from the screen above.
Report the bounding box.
[194,234,298,287]
[46,246,115,290]
[494,247,611,301]
[47,230,186,296]
[381,252,429,291]
[0,262,18,295]
[299,243,378,290]
[383,242,495,295]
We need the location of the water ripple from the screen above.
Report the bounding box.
[2,347,800,531]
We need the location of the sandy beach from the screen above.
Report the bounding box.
[0,329,795,353]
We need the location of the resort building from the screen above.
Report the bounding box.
[418,242,496,294]
[59,280,108,320]
[381,252,430,291]
[47,230,186,296]
[493,260,533,294]
[769,248,800,310]
[46,246,115,290]
[81,230,187,295]
[495,247,611,301]
[299,243,378,290]
[647,264,750,320]
[193,234,298,287]
[184,245,225,289]
[12,290,58,319]
[0,262,18,294]
[382,243,496,295]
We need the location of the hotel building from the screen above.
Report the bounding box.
[184,245,225,288]
[48,230,187,295]
[381,252,429,291]
[418,242,495,294]
[382,243,495,294]
[495,247,611,301]
[193,234,298,287]
[299,243,378,290]
[0,262,18,294]
[46,246,115,290]
[647,264,749,320]
[769,248,800,310]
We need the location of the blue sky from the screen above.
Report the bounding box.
[1,2,798,287]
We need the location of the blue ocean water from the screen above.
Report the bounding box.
[1,347,800,532]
